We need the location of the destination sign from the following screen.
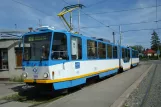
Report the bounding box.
[28,36,48,42]
[24,33,51,42]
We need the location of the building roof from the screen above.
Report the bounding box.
[0,29,27,40]
[144,49,156,54]
[0,33,23,40]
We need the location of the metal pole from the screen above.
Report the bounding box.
[112,32,115,44]
[15,24,17,30]
[119,25,122,46]
[157,42,159,59]
[70,12,72,31]
[119,26,122,71]
[78,0,80,34]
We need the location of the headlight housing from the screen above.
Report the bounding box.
[43,73,48,78]
[22,72,27,78]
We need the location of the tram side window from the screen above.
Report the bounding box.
[87,40,97,59]
[51,32,67,60]
[132,50,135,58]
[124,49,130,62]
[113,46,117,58]
[122,48,125,59]
[71,36,82,60]
[135,51,138,58]
[107,44,112,58]
[98,43,106,59]
[134,51,136,58]
[125,49,130,62]
[128,49,130,58]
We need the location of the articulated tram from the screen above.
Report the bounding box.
[22,26,139,90]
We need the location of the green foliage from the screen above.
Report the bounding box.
[139,55,159,60]
[130,45,144,53]
[9,76,24,82]
[151,30,160,51]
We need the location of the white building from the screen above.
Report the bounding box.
[0,30,26,80]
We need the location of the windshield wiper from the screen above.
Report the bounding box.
[40,56,44,64]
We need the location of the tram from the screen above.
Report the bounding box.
[22,26,139,90]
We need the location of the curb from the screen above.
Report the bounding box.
[110,64,154,107]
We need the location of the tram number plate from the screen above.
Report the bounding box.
[34,75,38,79]
[75,62,80,69]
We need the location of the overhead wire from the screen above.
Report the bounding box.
[62,0,119,34]
[12,0,161,35]
[62,0,161,47]
[84,5,161,15]
[11,0,68,30]
[73,5,161,16]
[86,0,109,8]
[11,0,53,16]
[80,20,161,29]
[121,28,161,33]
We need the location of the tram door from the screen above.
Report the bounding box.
[70,36,83,86]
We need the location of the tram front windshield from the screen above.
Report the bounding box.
[23,32,52,61]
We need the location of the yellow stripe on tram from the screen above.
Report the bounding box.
[24,67,119,83]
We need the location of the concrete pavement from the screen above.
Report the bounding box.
[0,100,32,107]
[45,62,151,107]
[0,83,23,99]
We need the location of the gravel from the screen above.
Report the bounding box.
[123,64,161,107]
[142,64,161,107]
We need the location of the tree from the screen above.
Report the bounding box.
[151,30,160,51]
[130,45,144,53]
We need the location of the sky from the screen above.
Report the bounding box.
[0,0,161,48]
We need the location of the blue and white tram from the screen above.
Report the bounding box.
[22,27,139,90]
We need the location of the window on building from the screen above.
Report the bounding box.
[98,42,106,59]
[51,32,67,60]
[87,40,97,59]
[0,49,8,70]
[71,36,82,60]
[107,44,112,58]
[113,46,117,58]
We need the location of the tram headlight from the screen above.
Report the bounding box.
[43,73,48,78]
[22,72,27,78]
